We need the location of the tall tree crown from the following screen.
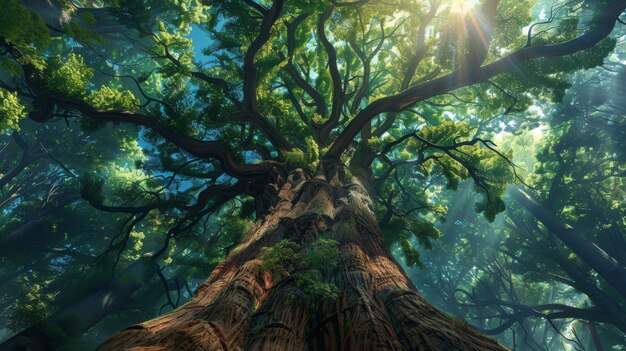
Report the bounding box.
[2,0,622,217]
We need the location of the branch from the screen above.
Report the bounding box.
[241,0,292,151]
[477,303,616,335]
[152,37,241,107]
[182,181,247,213]
[153,36,290,152]
[401,0,440,90]
[39,142,79,179]
[0,38,281,180]
[157,266,176,314]
[58,99,280,180]
[0,132,43,189]
[329,0,370,6]
[374,0,440,137]
[283,14,327,118]
[316,6,345,145]
[243,0,269,16]
[525,1,576,47]
[327,1,626,158]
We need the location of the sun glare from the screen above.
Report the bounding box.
[451,0,479,14]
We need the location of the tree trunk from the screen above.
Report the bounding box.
[98,170,507,350]
[583,321,604,351]
[506,202,626,334]
[510,187,626,300]
[0,259,154,351]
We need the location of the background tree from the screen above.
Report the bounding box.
[405,47,626,350]
[0,0,625,350]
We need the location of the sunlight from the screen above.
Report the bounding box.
[451,0,479,15]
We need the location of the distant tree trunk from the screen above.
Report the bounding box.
[583,321,604,351]
[507,206,626,333]
[99,169,506,350]
[511,187,626,300]
[0,260,153,351]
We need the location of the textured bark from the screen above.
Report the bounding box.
[98,170,507,350]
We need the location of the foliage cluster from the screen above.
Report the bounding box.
[260,238,340,301]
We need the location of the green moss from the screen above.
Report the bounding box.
[295,270,339,300]
[260,238,340,301]
[382,217,443,267]
[260,240,301,283]
[399,238,421,267]
[301,238,340,271]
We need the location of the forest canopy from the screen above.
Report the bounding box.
[0,0,625,350]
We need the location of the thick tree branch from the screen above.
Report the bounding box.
[327,1,626,158]
[241,0,291,151]
[283,14,326,119]
[57,99,280,179]
[0,38,283,180]
[374,1,439,137]
[316,6,345,145]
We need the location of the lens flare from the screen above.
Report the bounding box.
[451,0,479,14]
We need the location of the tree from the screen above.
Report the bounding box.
[0,120,237,349]
[500,61,626,349]
[1,0,625,349]
[407,60,626,350]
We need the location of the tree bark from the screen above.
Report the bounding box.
[98,170,507,350]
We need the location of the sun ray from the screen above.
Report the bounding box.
[451,0,479,15]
